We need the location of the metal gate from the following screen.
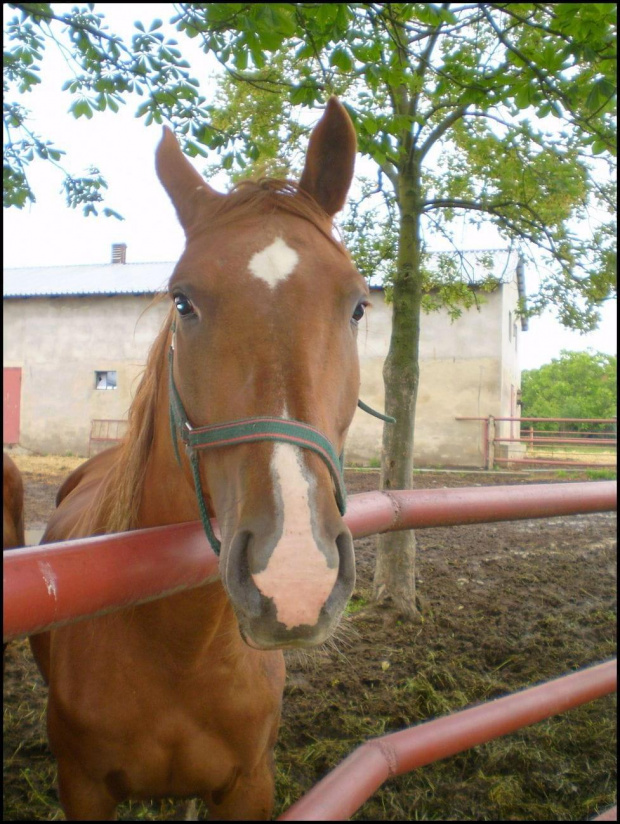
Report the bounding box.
[88,418,128,456]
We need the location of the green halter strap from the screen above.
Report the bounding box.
[167,327,394,555]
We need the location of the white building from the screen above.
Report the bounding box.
[3,245,527,467]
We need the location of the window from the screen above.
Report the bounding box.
[508,311,512,342]
[95,371,117,390]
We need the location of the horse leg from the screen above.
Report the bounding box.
[57,759,118,821]
[207,756,276,821]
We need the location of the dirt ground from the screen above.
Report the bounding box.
[3,457,617,820]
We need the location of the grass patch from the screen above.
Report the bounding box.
[9,454,84,475]
[586,468,617,481]
[345,595,369,614]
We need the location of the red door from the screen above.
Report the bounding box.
[3,367,22,444]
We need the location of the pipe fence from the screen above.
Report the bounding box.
[4,482,616,642]
[3,481,616,820]
[278,660,617,821]
[456,416,617,469]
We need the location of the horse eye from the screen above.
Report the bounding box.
[352,302,367,323]
[174,294,194,317]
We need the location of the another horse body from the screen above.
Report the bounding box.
[4,453,25,663]
[3,453,24,551]
[30,98,365,819]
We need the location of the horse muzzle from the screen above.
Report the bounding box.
[222,525,355,650]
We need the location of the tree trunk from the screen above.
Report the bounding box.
[373,162,423,619]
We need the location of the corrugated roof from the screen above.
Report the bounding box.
[419,248,522,290]
[369,249,528,330]
[3,261,173,298]
[3,250,526,309]
[369,249,524,292]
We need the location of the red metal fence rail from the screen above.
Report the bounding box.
[277,660,617,821]
[3,482,616,642]
[457,416,617,469]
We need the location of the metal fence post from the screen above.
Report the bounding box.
[487,416,495,470]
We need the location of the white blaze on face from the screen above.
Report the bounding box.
[251,442,338,630]
[248,237,299,287]
[247,242,336,629]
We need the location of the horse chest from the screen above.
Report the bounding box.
[48,621,284,799]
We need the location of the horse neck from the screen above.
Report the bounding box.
[138,376,198,529]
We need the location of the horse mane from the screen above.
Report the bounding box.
[90,304,174,534]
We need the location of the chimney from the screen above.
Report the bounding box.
[111,243,127,264]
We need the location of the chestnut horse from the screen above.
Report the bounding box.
[3,453,24,552]
[30,98,368,820]
[4,453,25,661]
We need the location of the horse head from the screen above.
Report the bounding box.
[156,98,367,650]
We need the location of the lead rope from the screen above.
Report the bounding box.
[168,327,394,555]
[357,398,395,424]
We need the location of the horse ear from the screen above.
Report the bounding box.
[298,97,357,217]
[155,126,223,233]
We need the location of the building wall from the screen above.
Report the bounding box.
[3,295,169,455]
[497,276,525,459]
[4,279,522,465]
[346,284,521,467]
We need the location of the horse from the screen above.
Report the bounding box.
[3,453,24,552]
[29,97,369,820]
[4,453,25,663]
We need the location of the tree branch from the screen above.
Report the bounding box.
[419,105,469,159]
[480,4,616,149]
[9,3,122,46]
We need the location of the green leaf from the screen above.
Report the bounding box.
[315,4,339,28]
[295,42,315,60]
[362,116,380,137]
[70,99,93,119]
[102,207,124,220]
[234,48,248,71]
[586,76,616,112]
[329,47,353,72]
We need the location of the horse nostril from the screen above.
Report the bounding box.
[224,531,263,619]
[325,528,356,610]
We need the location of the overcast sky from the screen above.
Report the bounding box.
[3,3,616,371]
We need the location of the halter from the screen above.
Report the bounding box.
[167,327,394,555]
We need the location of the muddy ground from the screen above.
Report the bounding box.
[3,457,617,820]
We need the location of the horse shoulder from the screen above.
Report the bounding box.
[55,446,120,506]
[33,448,122,683]
[46,447,120,542]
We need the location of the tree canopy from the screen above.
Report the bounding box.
[3,2,617,329]
[521,349,617,431]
